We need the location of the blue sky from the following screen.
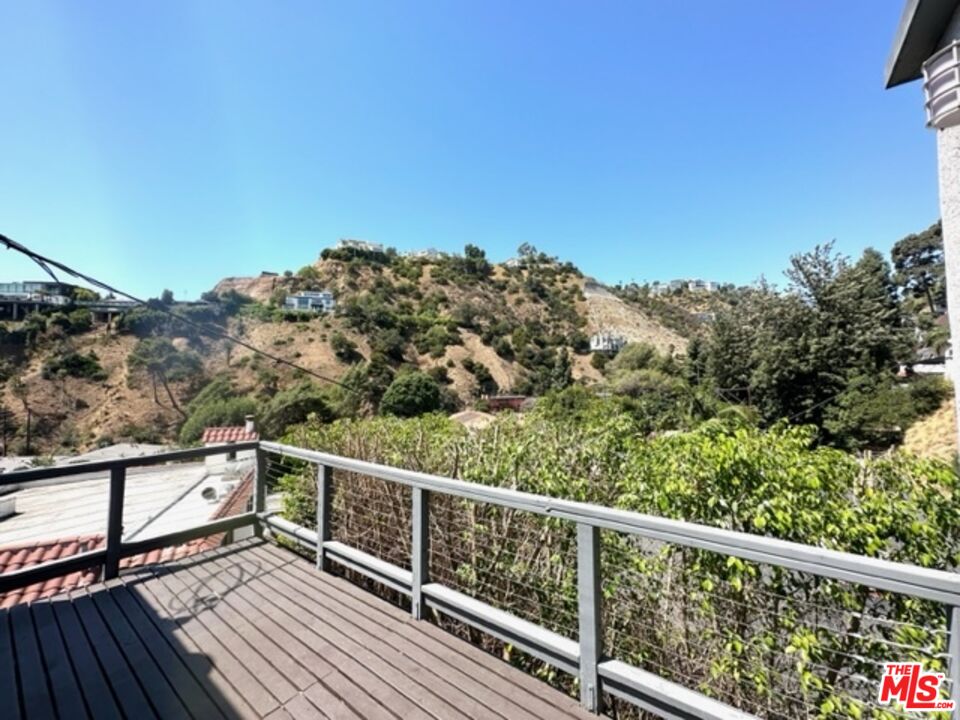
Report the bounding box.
[0,1,941,299]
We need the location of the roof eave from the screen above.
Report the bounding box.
[886,0,960,88]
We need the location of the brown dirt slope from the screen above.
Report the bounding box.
[902,399,957,462]
[581,281,686,354]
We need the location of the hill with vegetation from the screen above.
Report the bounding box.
[0,244,680,454]
[0,225,954,461]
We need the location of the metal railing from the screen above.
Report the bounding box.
[259,440,960,719]
[0,442,260,594]
[3,440,960,718]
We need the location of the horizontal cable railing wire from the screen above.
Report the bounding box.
[601,533,952,718]
[257,441,960,719]
[331,470,412,570]
[262,449,412,569]
[428,492,580,643]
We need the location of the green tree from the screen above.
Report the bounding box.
[71,287,100,302]
[127,338,202,418]
[297,265,321,281]
[380,372,443,417]
[330,331,361,362]
[459,244,491,277]
[260,382,334,437]
[179,396,257,444]
[702,244,911,447]
[891,221,945,314]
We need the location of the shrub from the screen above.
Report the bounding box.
[493,337,514,360]
[259,382,334,438]
[280,412,960,718]
[371,329,407,363]
[48,309,92,335]
[908,375,952,416]
[330,332,361,363]
[179,396,256,444]
[379,372,443,417]
[414,324,460,358]
[42,351,107,381]
[462,358,498,396]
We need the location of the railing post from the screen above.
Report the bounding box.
[254,447,267,537]
[316,465,333,571]
[104,465,126,580]
[949,605,960,718]
[577,523,601,714]
[411,487,430,620]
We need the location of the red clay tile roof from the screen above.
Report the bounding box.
[0,534,211,609]
[0,471,255,609]
[0,536,103,609]
[201,426,259,443]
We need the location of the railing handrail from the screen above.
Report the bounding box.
[0,442,261,595]
[4,439,958,717]
[0,441,260,487]
[261,440,960,605]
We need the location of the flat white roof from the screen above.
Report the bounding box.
[0,458,252,546]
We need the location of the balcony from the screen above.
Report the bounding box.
[2,441,959,718]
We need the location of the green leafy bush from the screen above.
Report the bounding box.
[179,396,256,444]
[379,371,443,417]
[42,350,107,381]
[280,411,960,717]
[330,331,361,363]
[259,382,334,438]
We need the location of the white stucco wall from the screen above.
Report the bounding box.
[936,124,960,440]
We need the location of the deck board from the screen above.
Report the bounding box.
[10,603,58,720]
[2,538,597,720]
[105,582,228,720]
[238,546,512,720]
[31,601,89,720]
[255,542,590,720]
[209,548,477,720]
[70,592,158,719]
[50,598,124,720]
[0,609,23,720]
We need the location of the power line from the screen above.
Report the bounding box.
[0,233,358,393]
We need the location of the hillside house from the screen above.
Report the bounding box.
[284,290,336,313]
[0,280,75,319]
[335,238,385,254]
[650,278,719,296]
[0,280,74,298]
[898,345,957,380]
[589,332,627,353]
[403,248,446,260]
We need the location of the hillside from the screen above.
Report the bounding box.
[0,246,685,454]
[582,281,686,351]
[902,399,957,461]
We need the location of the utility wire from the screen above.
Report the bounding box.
[1,232,358,393]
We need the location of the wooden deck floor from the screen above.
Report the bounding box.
[0,538,595,720]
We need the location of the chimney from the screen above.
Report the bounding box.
[244,415,256,434]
